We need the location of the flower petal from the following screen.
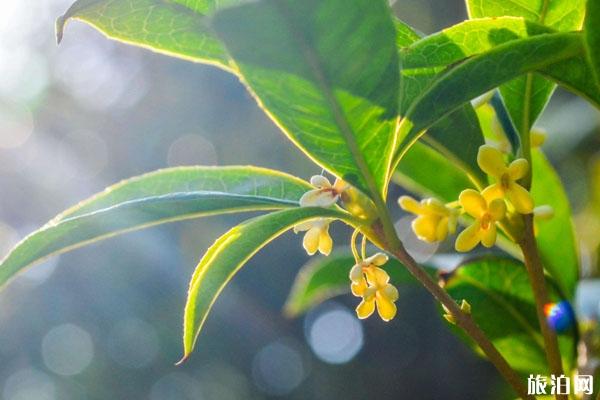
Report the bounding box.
[488,199,507,221]
[481,183,504,203]
[356,299,375,319]
[309,175,332,188]
[459,189,486,218]
[508,158,529,180]
[435,217,449,241]
[412,215,439,242]
[299,189,337,207]
[302,227,320,255]
[366,266,390,287]
[506,183,534,214]
[365,252,388,266]
[375,294,397,321]
[351,279,368,296]
[455,222,482,252]
[382,284,399,302]
[349,264,363,282]
[398,195,422,215]
[318,225,333,255]
[293,221,313,233]
[481,223,497,247]
[477,145,507,178]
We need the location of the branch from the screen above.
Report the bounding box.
[519,214,567,400]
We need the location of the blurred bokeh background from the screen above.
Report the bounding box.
[0,0,599,399]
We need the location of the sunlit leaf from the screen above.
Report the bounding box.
[0,167,313,287]
[442,257,576,374]
[394,31,585,166]
[466,0,585,139]
[283,250,433,317]
[53,166,312,221]
[211,0,399,197]
[531,149,579,299]
[57,0,236,71]
[181,207,352,360]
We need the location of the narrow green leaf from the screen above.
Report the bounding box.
[211,0,399,197]
[394,31,584,165]
[584,0,600,87]
[0,192,302,288]
[443,257,576,374]
[466,0,586,139]
[531,149,579,299]
[53,166,312,221]
[181,207,351,360]
[284,250,433,317]
[0,166,314,287]
[57,0,235,70]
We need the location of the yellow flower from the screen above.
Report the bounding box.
[455,189,506,252]
[293,218,333,256]
[477,145,534,214]
[398,196,457,242]
[299,175,347,208]
[530,128,547,148]
[349,253,399,321]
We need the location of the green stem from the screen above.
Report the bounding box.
[519,214,567,400]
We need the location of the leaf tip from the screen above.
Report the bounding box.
[55,15,67,45]
[175,353,190,366]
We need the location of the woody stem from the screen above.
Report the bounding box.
[370,211,533,399]
[518,214,567,400]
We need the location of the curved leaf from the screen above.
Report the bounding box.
[56,0,235,71]
[394,31,584,165]
[466,0,585,139]
[283,250,433,317]
[53,166,311,221]
[181,207,352,360]
[0,166,314,287]
[0,192,302,288]
[211,0,399,198]
[442,257,576,375]
[531,149,579,299]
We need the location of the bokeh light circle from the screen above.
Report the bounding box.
[41,323,94,376]
[306,306,364,364]
[251,340,305,395]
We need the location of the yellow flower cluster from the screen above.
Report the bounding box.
[400,144,538,252]
[349,253,398,321]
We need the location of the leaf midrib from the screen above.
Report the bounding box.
[270,0,390,199]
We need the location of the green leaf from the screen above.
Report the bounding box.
[211,0,399,197]
[56,0,236,71]
[443,257,576,375]
[466,0,585,31]
[181,207,351,360]
[531,149,579,299]
[396,18,486,180]
[584,0,600,87]
[53,166,312,221]
[393,141,478,203]
[0,166,313,288]
[284,250,434,317]
[466,0,586,139]
[394,31,584,166]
